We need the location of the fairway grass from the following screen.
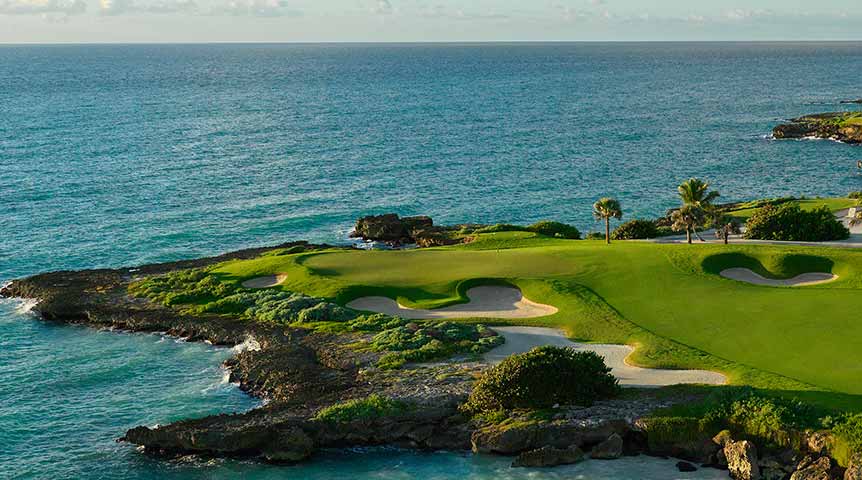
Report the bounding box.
[212,232,862,410]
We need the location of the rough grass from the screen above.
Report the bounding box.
[211,232,862,411]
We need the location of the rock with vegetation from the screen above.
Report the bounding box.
[744,203,850,242]
[511,445,585,467]
[462,346,619,414]
[773,112,862,144]
[351,214,434,244]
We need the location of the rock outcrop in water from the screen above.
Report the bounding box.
[773,112,862,144]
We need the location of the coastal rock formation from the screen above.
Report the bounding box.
[590,433,624,459]
[841,99,862,104]
[773,112,862,144]
[511,445,584,467]
[351,214,434,245]
[790,456,841,480]
[470,419,629,455]
[725,439,761,480]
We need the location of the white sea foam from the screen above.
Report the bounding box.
[14,298,40,316]
[232,336,261,353]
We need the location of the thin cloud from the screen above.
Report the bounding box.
[371,0,391,15]
[0,0,85,15]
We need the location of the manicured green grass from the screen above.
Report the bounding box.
[212,232,862,411]
[726,198,857,220]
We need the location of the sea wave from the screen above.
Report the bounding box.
[232,335,262,353]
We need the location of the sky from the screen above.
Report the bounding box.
[1,0,861,43]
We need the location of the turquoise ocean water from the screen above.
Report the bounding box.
[1,42,860,479]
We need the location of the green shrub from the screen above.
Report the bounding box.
[651,387,823,450]
[585,232,605,240]
[130,268,237,306]
[371,321,504,369]
[313,394,411,422]
[831,414,862,466]
[848,192,862,200]
[462,346,619,414]
[527,221,581,239]
[611,219,660,240]
[744,203,849,242]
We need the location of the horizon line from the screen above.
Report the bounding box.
[3,39,862,46]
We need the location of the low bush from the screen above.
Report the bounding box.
[585,232,605,240]
[527,221,581,239]
[372,321,504,369]
[651,387,823,451]
[744,203,849,242]
[462,346,619,414]
[130,268,237,306]
[611,219,660,240]
[313,394,412,422]
[848,192,862,200]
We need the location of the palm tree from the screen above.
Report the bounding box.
[677,178,719,241]
[593,197,623,244]
[671,205,706,244]
[709,211,741,244]
[678,178,720,208]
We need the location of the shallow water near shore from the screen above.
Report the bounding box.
[3,42,862,478]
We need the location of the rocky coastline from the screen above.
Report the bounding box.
[2,239,859,478]
[773,112,862,144]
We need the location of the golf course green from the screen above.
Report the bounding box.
[211,231,862,410]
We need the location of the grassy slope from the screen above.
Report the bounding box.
[726,198,858,220]
[213,233,862,410]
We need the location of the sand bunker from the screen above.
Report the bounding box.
[720,268,837,287]
[241,274,288,289]
[347,286,558,320]
[485,326,727,387]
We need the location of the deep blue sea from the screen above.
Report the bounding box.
[1,42,861,479]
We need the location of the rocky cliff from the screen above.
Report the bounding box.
[773,112,862,144]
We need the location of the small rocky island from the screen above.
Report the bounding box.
[773,112,862,144]
[2,215,860,479]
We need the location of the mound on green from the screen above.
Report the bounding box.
[462,346,619,414]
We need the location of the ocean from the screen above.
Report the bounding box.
[1,42,860,479]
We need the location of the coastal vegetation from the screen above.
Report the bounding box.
[463,346,619,414]
[129,270,503,369]
[743,203,850,242]
[313,394,412,422]
[610,219,660,240]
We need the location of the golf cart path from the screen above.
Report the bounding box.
[485,327,727,387]
[347,286,558,320]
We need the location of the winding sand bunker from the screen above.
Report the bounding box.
[720,268,837,287]
[347,286,558,320]
[485,327,727,387]
[241,274,288,289]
